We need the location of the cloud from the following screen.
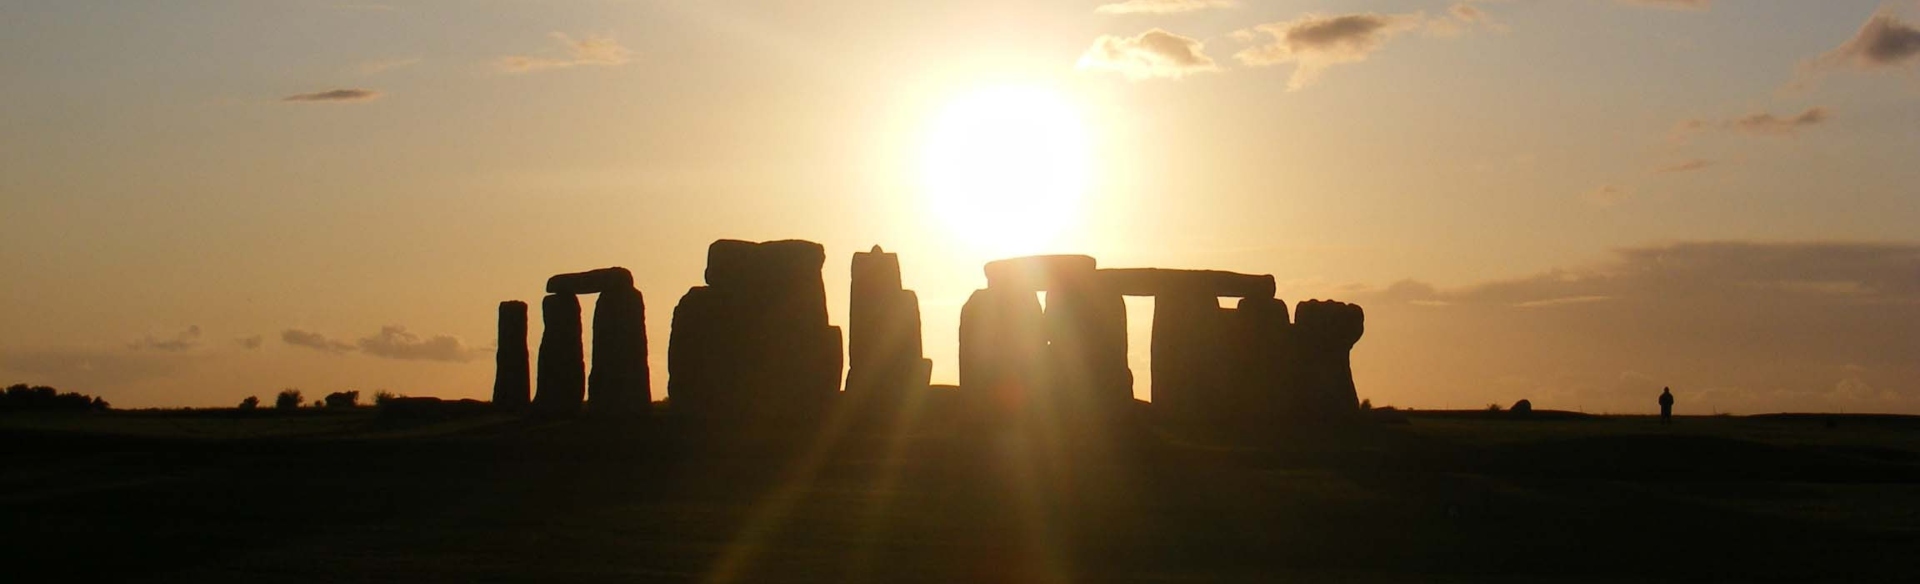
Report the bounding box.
[358,57,421,75]
[1653,158,1713,174]
[282,89,382,103]
[281,329,356,354]
[1349,241,1920,413]
[129,325,202,352]
[237,335,264,350]
[1616,0,1710,11]
[1808,11,1920,71]
[1095,0,1235,15]
[1582,184,1633,206]
[498,33,633,73]
[1512,295,1613,309]
[1670,107,1831,141]
[1429,2,1508,36]
[1233,12,1424,90]
[1730,107,1830,136]
[1077,29,1219,80]
[355,326,476,363]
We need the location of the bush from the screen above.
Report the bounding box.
[238,396,260,411]
[374,390,402,405]
[275,389,303,410]
[1359,398,1373,411]
[1486,403,1503,412]
[2,383,109,412]
[323,391,360,408]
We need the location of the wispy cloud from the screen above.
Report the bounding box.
[281,329,355,354]
[1233,12,1424,90]
[1582,184,1634,207]
[237,335,264,350]
[129,325,202,352]
[1616,0,1711,11]
[282,88,382,103]
[498,33,633,74]
[358,57,421,75]
[1730,107,1830,136]
[1078,29,1219,80]
[355,326,476,363]
[1653,158,1713,174]
[1095,0,1235,15]
[1671,107,1831,141]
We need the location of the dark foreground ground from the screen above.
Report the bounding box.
[4,405,1918,583]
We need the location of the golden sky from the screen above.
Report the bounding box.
[3,1,1918,413]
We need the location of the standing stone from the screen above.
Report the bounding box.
[1234,297,1293,418]
[589,286,650,415]
[1291,299,1364,419]
[1041,271,1131,410]
[535,294,585,414]
[667,239,842,417]
[1150,293,1220,419]
[847,246,932,403]
[959,287,1047,414]
[492,300,531,408]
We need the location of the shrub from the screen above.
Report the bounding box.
[1486,403,1502,412]
[2,383,109,412]
[374,390,401,405]
[275,389,303,410]
[238,396,260,411]
[323,391,360,408]
[1359,398,1373,411]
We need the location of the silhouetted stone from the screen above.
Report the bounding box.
[847,245,932,403]
[1235,296,1294,417]
[1291,299,1365,418]
[535,294,585,414]
[983,254,1097,291]
[1041,270,1131,409]
[668,239,842,417]
[1511,399,1533,414]
[546,267,634,295]
[1151,294,1228,419]
[960,287,1046,414]
[492,300,530,408]
[588,286,650,415]
[1098,268,1277,299]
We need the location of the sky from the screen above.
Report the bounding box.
[2,0,1918,414]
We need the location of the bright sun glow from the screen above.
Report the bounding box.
[923,86,1090,256]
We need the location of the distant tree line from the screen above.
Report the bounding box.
[2,384,110,412]
[237,389,400,411]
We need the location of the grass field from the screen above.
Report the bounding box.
[4,407,1917,583]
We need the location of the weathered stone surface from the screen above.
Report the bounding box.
[983,255,1097,291]
[588,286,650,414]
[1097,268,1276,299]
[492,301,531,408]
[959,287,1046,413]
[534,294,585,414]
[546,267,634,295]
[668,239,843,417]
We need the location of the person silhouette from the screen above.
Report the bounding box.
[1658,387,1674,424]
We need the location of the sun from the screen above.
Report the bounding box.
[922,86,1090,256]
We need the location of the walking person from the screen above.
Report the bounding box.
[1658,387,1674,424]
